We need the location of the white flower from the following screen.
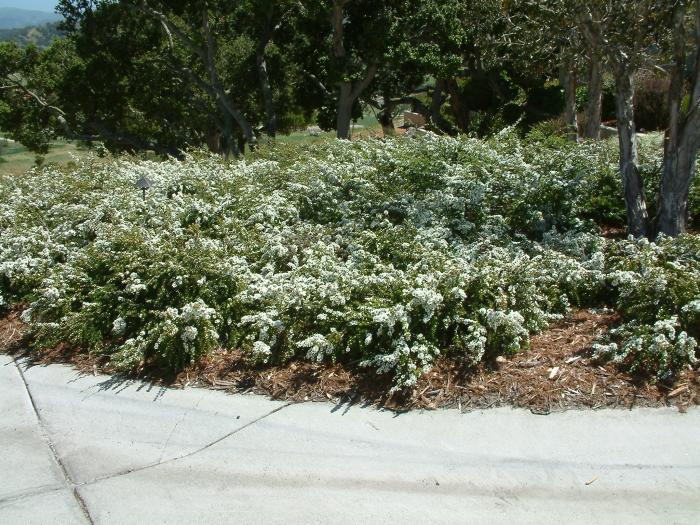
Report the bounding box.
[20,308,33,323]
[43,287,60,302]
[297,334,334,362]
[410,288,443,322]
[181,326,198,343]
[251,341,272,361]
[112,317,127,336]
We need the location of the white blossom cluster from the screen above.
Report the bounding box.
[592,235,700,379]
[0,133,697,388]
[593,317,697,380]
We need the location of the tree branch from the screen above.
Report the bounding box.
[350,61,379,100]
[200,5,256,147]
[303,70,331,97]
[5,75,67,116]
[4,74,183,157]
[138,1,207,61]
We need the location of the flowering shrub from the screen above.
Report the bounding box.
[593,235,700,379]
[0,134,697,387]
[592,318,697,380]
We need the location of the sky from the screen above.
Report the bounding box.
[0,1,57,11]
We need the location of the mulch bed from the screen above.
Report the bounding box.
[2,309,698,413]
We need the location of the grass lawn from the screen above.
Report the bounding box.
[275,110,387,144]
[0,136,86,176]
[0,111,391,174]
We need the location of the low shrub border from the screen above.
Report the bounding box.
[1,133,698,391]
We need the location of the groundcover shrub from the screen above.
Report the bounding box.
[0,133,697,388]
[593,235,700,380]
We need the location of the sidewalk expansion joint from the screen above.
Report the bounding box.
[12,357,96,525]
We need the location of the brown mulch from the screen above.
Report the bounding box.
[0,310,27,355]
[600,225,628,240]
[2,309,698,413]
[600,225,700,240]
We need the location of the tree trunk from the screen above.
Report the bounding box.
[378,95,395,137]
[614,70,648,237]
[657,1,700,237]
[583,55,602,139]
[256,43,277,138]
[337,83,353,140]
[431,78,444,119]
[658,137,697,236]
[559,57,578,141]
[219,113,239,159]
[445,78,470,132]
[206,130,221,154]
[429,78,457,135]
[331,0,377,140]
[256,5,279,139]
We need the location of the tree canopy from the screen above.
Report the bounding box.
[0,0,696,236]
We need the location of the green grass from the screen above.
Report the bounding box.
[275,129,336,144]
[0,110,386,173]
[0,136,86,176]
[275,110,385,144]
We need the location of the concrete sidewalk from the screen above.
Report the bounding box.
[1,354,699,524]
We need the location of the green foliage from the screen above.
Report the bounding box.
[0,39,79,154]
[1,135,697,388]
[593,235,700,380]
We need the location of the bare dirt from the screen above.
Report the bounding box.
[2,309,698,413]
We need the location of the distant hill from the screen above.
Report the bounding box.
[0,7,62,30]
[0,21,63,48]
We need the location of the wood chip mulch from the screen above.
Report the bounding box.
[2,309,698,413]
[0,310,26,355]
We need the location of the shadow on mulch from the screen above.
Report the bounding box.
[2,309,698,413]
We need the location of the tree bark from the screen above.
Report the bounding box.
[583,54,603,139]
[445,78,470,132]
[331,0,378,139]
[658,136,697,236]
[614,69,648,237]
[256,42,277,138]
[657,1,700,237]
[219,113,239,159]
[378,92,395,137]
[559,56,578,141]
[337,84,353,140]
[428,78,457,135]
[256,6,280,138]
[431,78,444,120]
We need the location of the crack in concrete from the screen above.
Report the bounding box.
[12,357,96,525]
[155,392,206,463]
[156,409,189,464]
[77,401,294,488]
[72,487,95,523]
[11,356,293,511]
[0,485,65,508]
